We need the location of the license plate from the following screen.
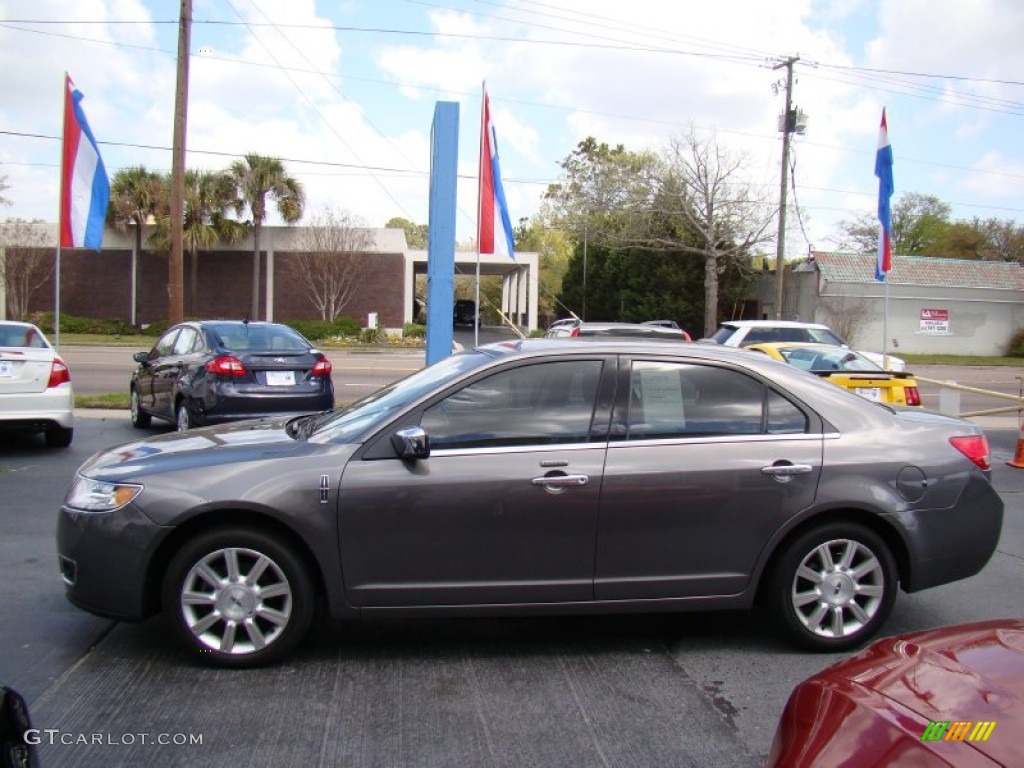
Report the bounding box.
[855,387,881,402]
[0,360,13,378]
[265,371,296,386]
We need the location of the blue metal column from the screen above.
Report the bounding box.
[425,101,459,366]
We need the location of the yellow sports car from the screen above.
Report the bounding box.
[745,342,922,406]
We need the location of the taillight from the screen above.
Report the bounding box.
[47,358,71,388]
[570,327,580,337]
[905,387,921,406]
[311,357,332,376]
[205,356,247,376]
[950,435,991,471]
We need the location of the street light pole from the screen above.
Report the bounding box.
[773,55,799,320]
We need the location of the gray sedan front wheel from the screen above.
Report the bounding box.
[162,528,315,667]
[766,522,897,652]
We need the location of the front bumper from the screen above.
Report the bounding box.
[57,502,171,621]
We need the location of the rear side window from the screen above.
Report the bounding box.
[623,361,808,439]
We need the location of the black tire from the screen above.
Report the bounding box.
[175,399,193,432]
[130,388,151,428]
[44,426,73,448]
[162,528,315,668]
[765,522,897,652]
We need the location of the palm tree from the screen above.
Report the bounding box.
[228,154,305,319]
[107,166,162,326]
[152,170,246,316]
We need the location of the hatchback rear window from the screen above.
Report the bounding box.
[208,323,310,353]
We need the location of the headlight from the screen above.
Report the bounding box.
[65,476,143,512]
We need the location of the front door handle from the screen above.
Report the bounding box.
[531,474,589,494]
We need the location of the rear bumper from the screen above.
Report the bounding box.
[0,386,74,430]
[890,473,1004,592]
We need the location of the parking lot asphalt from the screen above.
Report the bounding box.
[1,410,1021,767]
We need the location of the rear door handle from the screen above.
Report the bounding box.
[761,463,814,477]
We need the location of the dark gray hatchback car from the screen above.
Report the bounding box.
[58,340,1003,667]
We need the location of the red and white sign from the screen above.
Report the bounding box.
[919,308,950,335]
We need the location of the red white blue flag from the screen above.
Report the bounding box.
[478,90,515,258]
[874,108,894,281]
[60,74,109,251]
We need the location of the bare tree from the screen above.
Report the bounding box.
[659,129,776,336]
[819,297,871,346]
[0,219,54,320]
[295,209,373,321]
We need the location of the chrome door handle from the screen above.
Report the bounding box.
[761,464,814,476]
[531,474,589,488]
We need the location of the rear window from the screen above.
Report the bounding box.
[207,323,311,353]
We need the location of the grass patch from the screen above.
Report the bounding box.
[76,393,130,409]
[59,333,158,347]
[899,354,1023,366]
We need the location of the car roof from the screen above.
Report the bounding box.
[721,320,831,330]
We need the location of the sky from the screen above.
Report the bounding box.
[2,0,1024,258]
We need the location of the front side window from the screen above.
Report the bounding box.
[153,328,181,358]
[624,361,807,439]
[172,327,198,355]
[422,361,603,449]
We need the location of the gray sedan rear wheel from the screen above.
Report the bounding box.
[767,522,897,652]
[162,528,315,667]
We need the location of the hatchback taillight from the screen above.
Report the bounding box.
[950,435,991,470]
[47,358,71,388]
[205,356,247,376]
[905,386,921,406]
[312,356,332,376]
[570,327,580,337]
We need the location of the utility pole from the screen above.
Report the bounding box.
[773,55,799,320]
[168,0,191,324]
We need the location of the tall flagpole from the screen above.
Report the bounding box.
[54,73,69,352]
[474,81,485,349]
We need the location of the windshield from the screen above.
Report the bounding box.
[308,350,492,444]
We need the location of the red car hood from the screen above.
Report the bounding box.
[770,618,1024,767]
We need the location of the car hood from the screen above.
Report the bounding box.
[77,416,307,481]
[825,618,1024,763]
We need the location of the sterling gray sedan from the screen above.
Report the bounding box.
[57,340,1003,668]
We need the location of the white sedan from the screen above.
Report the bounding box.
[0,321,74,446]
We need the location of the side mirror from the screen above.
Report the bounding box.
[133,351,150,365]
[391,426,430,460]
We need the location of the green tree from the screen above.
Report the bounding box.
[228,154,305,319]
[107,166,163,325]
[833,192,952,255]
[152,170,246,315]
[934,217,1024,261]
[513,216,573,326]
[385,217,428,249]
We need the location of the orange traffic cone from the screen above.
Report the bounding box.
[1009,427,1024,468]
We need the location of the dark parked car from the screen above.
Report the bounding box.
[129,320,334,431]
[453,300,479,327]
[767,618,1024,767]
[59,339,1002,667]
